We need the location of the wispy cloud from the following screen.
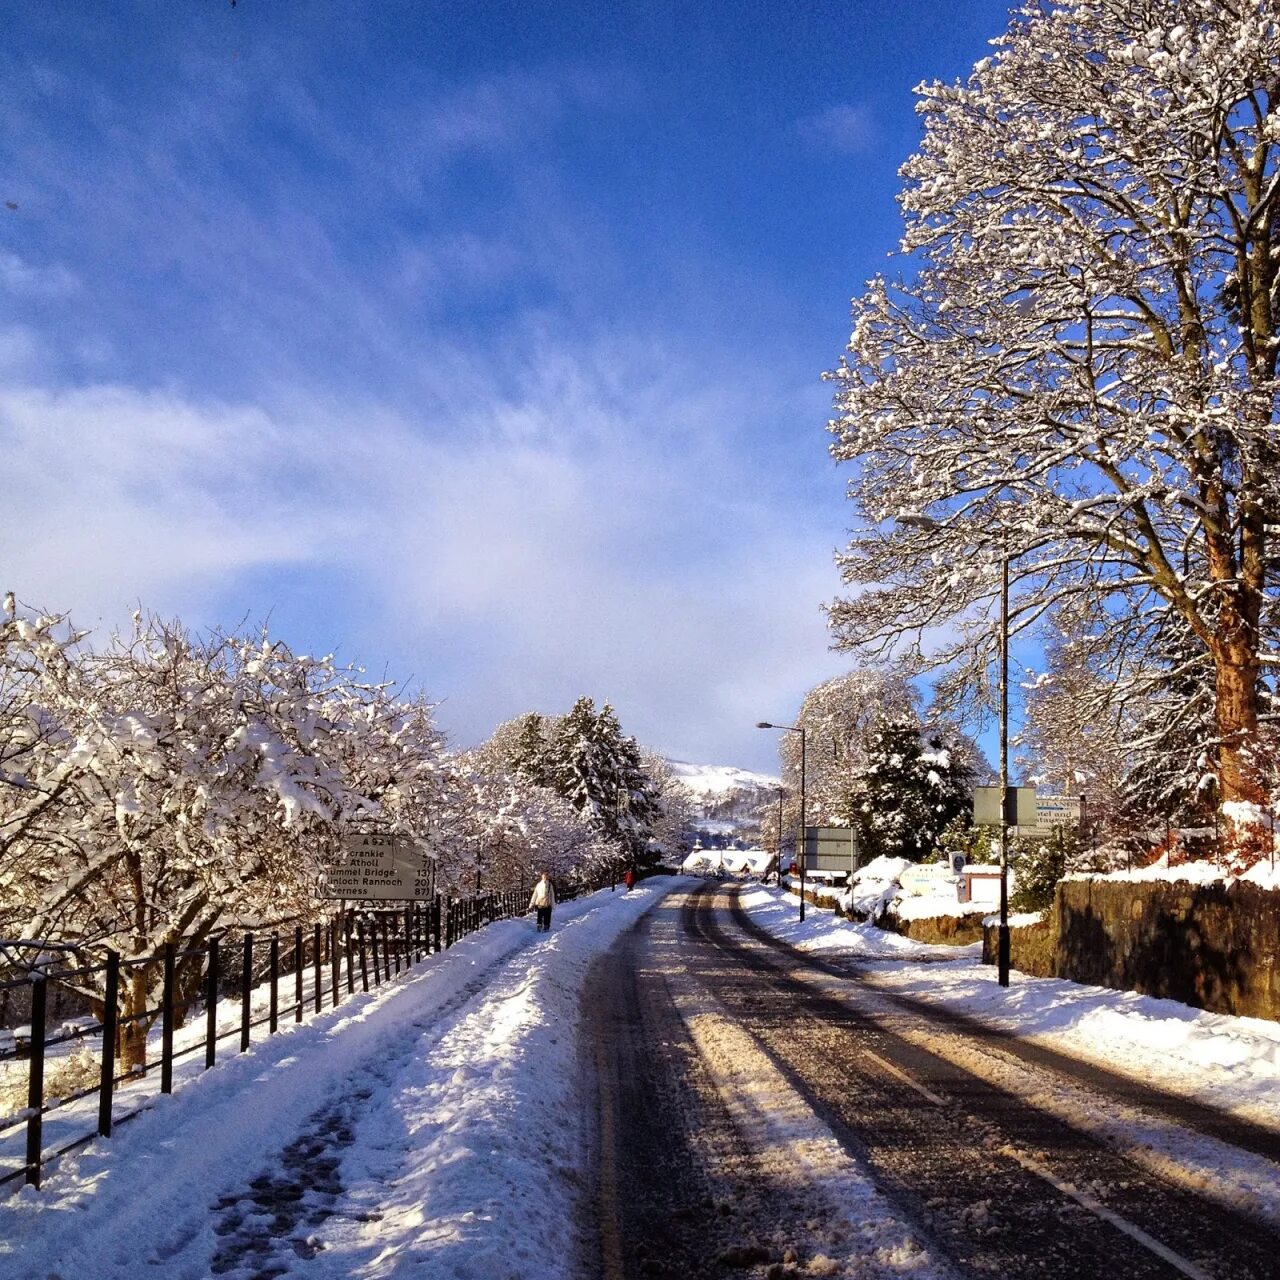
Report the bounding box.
[0,324,847,758]
[796,102,878,154]
[0,16,852,768]
[0,250,78,297]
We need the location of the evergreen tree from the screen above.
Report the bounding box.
[843,717,973,863]
[509,712,552,789]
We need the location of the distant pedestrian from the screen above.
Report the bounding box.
[530,872,556,932]
[623,866,636,892]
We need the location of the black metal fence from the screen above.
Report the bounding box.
[0,889,528,1190]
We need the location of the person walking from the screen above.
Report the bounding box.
[530,872,556,932]
[622,866,636,892]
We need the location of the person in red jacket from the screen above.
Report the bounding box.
[623,866,636,892]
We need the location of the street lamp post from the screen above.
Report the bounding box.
[757,721,806,921]
[997,548,1011,988]
[897,513,1013,987]
[776,789,784,871]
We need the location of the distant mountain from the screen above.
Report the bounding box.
[666,761,779,847]
[666,761,779,799]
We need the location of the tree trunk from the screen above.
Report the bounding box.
[1213,627,1266,866]
[118,965,152,1076]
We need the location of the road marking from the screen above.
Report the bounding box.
[1000,1146,1213,1280]
[861,1048,948,1106]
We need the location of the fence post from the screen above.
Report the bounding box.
[331,921,340,1008]
[205,939,219,1071]
[344,915,355,996]
[404,908,413,968]
[98,951,120,1137]
[383,916,396,979]
[240,934,253,1053]
[294,925,303,1023]
[357,918,370,992]
[269,934,279,1034]
[161,942,176,1095]
[25,974,47,1188]
[370,921,381,986]
[313,923,322,1013]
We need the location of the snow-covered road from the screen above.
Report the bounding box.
[586,882,1280,1280]
[0,880,679,1280]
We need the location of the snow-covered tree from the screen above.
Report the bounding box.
[842,716,974,863]
[771,668,920,839]
[771,667,988,846]
[827,0,1280,860]
[639,751,697,862]
[542,697,660,863]
[0,599,90,935]
[4,610,451,1069]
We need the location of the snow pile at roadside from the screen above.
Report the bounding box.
[0,880,678,1280]
[838,855,909,919]
[739,883,1280,1127]
[749,882,977,962]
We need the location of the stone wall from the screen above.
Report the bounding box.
[882,911,987,946]
[981,878,1280,1021]
[1053,877,1280,1020]
[980,914,1055,977]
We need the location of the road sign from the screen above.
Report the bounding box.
[801,826,860,875]
[1033,795,1085,832]
[973,786,1037,828]
[319,833,437,901]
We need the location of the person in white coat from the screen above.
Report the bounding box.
[530,872,556,932]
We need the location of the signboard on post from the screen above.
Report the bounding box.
[319,833,437,901]
[898,863,958,897]
[1033,795,1085,833]
[801,826,860,876]
[973,786,1037,828]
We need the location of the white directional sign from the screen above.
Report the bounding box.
[319,833,437,901]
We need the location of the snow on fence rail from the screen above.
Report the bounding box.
[0,886,545,1191]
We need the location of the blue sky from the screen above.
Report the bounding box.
[1,0,1016,773]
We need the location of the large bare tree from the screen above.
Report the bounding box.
[828,0,1280,852]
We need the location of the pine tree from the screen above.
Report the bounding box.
[843,717,973,863]
[509,712,552,789]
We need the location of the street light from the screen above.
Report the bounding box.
[757,721,807,921]
[896,513,1013,988]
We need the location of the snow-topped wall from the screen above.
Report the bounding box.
[1044,878,1280,1021]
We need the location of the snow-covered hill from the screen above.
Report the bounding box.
[666,761,779,799]
[666,761,779,846]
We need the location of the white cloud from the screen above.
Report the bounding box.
[0,250,78,297]
[796,103,878,154]
[0,348,847,768]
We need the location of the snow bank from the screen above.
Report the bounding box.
[743,884,977,962]
[838,855,910,919]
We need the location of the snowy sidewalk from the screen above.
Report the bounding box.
[0,879,678,1280]
[741,883,1280,1129]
